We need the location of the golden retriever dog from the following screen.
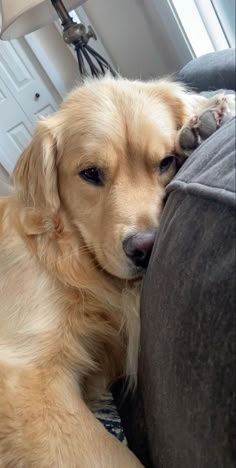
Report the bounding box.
[0,76,231,467]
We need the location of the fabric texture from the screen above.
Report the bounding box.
[137,118,235,467]
[177,48,236,92]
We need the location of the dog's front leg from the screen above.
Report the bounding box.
[0,365,142,468]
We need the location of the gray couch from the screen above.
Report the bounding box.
[114,49,236,468]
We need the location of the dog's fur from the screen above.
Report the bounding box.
[0,77,207,467]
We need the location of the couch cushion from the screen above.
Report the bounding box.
[178,49,236,92]
[138,117,236,467]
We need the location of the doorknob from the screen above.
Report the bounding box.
[34,92,40,100]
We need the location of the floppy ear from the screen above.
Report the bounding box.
[144,79,207,128]
[13,119,60,215]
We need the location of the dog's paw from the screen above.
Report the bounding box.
[176,94,235,157]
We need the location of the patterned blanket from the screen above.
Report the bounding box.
[94,394,126,444]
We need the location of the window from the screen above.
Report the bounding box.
[169,0,234,57]
[210,0,235,47]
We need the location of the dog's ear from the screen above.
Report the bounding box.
[13,118,62,235]
[13,118,60,215]
[144,79,206,128]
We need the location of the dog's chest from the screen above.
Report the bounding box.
[0,238,63,363]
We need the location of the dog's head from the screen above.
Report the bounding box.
[13,77,190,280]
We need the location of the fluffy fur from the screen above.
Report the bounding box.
[0,77,206,467]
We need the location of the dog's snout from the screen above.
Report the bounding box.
[123,230,157,268]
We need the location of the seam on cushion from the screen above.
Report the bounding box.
[167,180,236,208]
[170,179,236,195]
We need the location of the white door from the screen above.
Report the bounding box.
[0,39,60,173]
[0,76,33,173]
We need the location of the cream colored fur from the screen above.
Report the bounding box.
[0,77,207,467]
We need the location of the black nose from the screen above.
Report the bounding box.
[123,230,157,268]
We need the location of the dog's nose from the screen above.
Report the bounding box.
[123,230,157,268]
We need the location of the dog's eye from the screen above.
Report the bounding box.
[159,156,174,174]
[79,167,104,186]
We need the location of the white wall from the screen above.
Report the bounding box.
[25,1,193,92]
[83,0,193,79]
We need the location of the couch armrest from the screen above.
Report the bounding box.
[138,118,236,468]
